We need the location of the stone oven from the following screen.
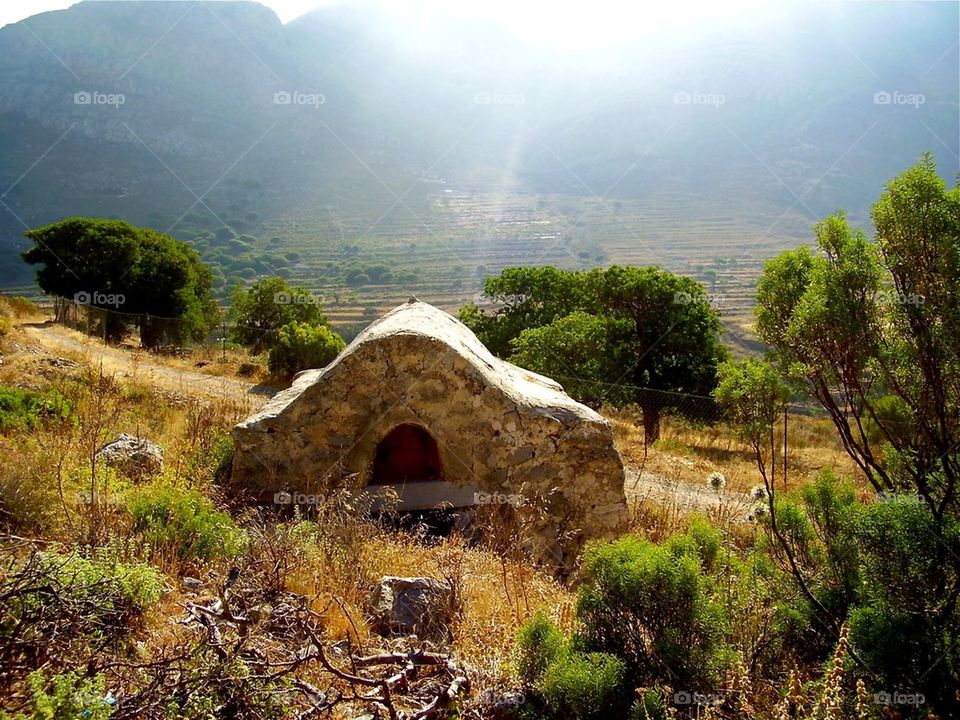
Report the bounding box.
[231,298,628,567]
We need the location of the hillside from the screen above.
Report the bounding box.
[0,0,957,330]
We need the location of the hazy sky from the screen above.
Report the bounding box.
[1,0,773,49]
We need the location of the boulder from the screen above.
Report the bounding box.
[369,576,455,642]
[96,433,163,479]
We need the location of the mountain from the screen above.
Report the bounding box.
[0,0,956,322]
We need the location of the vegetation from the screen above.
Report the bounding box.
[22,218,220,346]
[1,156,958,718]
[229,276,330,352]
[267,320,346,378]
[462,265,726,439]
[0,385,72,433]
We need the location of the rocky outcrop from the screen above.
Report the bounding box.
[230,299,627,569]
[96,433,163,480]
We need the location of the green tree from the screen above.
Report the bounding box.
[509,312,636,408]
[267,321,345,378]
[21,217,219,346]
[756,154,959,514]
[753,155,960,712]
[462,265,726,440]
[230,277,327,353]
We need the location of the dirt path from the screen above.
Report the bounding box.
[624,465,752,515]
[18,321,748,514]
[20,322,273,407]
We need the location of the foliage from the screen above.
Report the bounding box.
[575,533,729,689]
[755,155,959,511]
[516,613,628,720]
[714,359,789,448]
[537,652,626,720]
[0,385,72,433]
[509,312,636,407]
[0,671,113,720]
[22,217,220,345]
[128,482,246,568]
[267,321,345,377]
[0,549,163,696]
[516,611,567,687]
[462,265,726,437]
[230,276,328,352]
[752,155,960,714]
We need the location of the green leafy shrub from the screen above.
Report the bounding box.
[576,534,729,688]
[0,550,163,693]
[128,483,246,568]
[267,321,345,377]
[848,497,960,709]
[517,612,566,686]
[0,386,72,433]
[1,671,113,720]
[537,652,626,720]
[187,431,235,485]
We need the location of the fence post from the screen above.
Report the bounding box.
[222,321,227,363]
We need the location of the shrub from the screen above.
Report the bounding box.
[537,652,626,720]
[848,497,960,710]
[1,671,113,720]
[517,612,566,686]
[576,534,729,688]
[128,483,246,568]
[0,550,163,693]
[267,321,345,377]
[0,386,72,433]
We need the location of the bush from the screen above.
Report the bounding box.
[2,671,113,720]
[128,483,246,568]
[267,321,345,378]
[0,550,163,693]
[537,652,626,720]
[848,497,960,710]
[0,386,72,433]
[517,612,566,686]
[576,534,729,688]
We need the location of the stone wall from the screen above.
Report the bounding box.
[231,300,628,568]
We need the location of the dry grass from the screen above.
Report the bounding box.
[608,406,861,494]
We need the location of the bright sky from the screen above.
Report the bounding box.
[1,0,776,50]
